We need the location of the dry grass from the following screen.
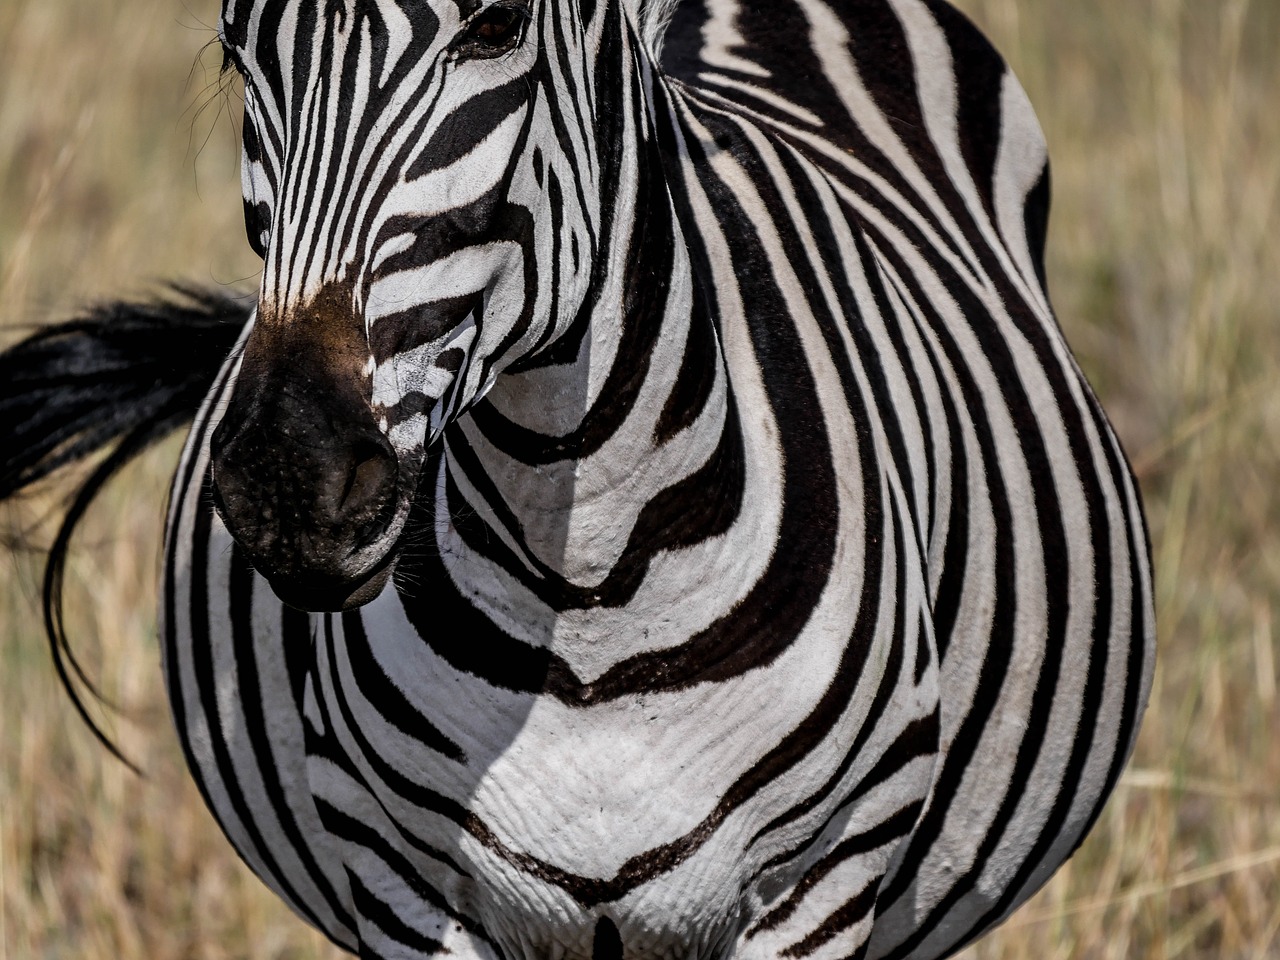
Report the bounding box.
[1,0,1277,957]
[956,2,1280,957]
[0,2,339,957]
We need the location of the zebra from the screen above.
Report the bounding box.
[0,0,1155,958]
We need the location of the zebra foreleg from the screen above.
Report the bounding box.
[736,771,936,960]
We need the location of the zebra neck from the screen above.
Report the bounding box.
[440,154,739,603]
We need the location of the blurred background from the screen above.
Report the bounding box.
[1,0,1277,957]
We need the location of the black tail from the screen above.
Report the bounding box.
[0,286,250,768]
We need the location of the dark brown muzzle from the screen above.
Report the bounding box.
[209,288,402,611]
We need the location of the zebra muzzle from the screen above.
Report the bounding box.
[208,299,407,612]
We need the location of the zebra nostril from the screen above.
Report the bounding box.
[353,513,391,551]
[335,438,399,556]
[339,439,397,514]
[350,479,398,552]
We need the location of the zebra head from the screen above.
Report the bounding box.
[209,0,668,611]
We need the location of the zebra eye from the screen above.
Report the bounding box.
[456,3,529,59]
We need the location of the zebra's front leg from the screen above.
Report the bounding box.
[734,626,942,960]
[735,753,938,960]
[303,659,501,960]
[309,779,501,960]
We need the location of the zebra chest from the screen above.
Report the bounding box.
[295,582,911,960]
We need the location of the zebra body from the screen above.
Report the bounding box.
[4,0,1153,958]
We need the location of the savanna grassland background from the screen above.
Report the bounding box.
[1,0,1278,956]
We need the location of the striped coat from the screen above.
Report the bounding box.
[0,1,1154,958]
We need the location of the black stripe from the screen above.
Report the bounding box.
[783,881,879,959]
[348,868,450,957]
[752,801,925,938]
[316,797,489,945]
[340,612,466,762]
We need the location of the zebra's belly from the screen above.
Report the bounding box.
[296,583,936,960]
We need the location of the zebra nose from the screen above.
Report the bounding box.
[204,281,409,610]
[209,396,402,609]
[210,416,400,535]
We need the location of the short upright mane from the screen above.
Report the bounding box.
[629,0,681,59]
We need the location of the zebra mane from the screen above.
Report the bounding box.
[628,0,681,59]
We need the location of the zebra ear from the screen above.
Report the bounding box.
[243,196,270,259]
[240,116,270,259]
